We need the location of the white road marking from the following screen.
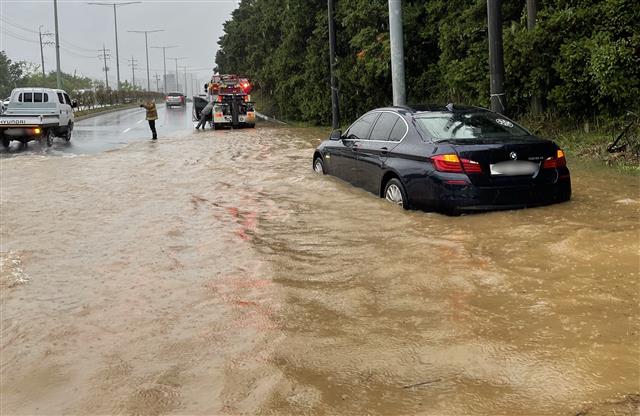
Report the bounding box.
[123,128,131,133]
[137,119,144,124]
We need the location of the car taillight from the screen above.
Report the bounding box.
[542,149,567,169]
[217,95,223,103]
[165,96,169,101]
[431,154,482,174]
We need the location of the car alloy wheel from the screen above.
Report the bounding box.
[385,184,403,205]
[44,130,54,147]
[313,158,324,174]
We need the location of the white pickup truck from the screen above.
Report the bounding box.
[0,87,77,148]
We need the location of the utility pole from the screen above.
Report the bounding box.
[153,73,161,92]
[168,57,186,91]
[128,29,163,91]
[526,0,537,30]
[150,45,176,93]
[526,0,541,114]
[487,0,507,114]
[388,0,407,106]
[53,0,62,88]
[327,0,340,129]
[87,2,141,90]
[128,56,139,88]
[98,45,111,89]
[179,66,188,96]
[38,26,54,80]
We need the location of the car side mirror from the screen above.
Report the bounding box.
[71,100,78,108]
[330,129,342,141]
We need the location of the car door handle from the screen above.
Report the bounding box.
[380,147,389,155]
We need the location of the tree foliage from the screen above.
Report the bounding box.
[215,0,639,124]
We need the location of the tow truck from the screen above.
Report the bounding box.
[192,74,256,129]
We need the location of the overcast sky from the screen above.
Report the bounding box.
[0,0,240,93]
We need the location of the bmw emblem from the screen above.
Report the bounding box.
[510,151,518,160]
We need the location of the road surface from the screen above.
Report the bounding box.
[1,108,639,415]
[0,103,194,157]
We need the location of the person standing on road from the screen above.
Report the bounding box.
[196,100,214,130]
[140,100,158,140]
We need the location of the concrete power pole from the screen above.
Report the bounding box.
[39,26,54,80]
[526,0,537,30]
[179,66,188,96]
[327,0,340,129]
[487,0,507,114]
[99,45,111,89]
[150,45,176,93]
[53,0,62,88]
[128,56,139,88]
[168,57,186,91]
[388,0,406,106]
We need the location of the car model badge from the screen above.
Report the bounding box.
[510,151,517,160]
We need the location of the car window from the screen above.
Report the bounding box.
[370,112,399,141]
[63,93,72,105]
[346,112,379,141]
[33,93,43,103]
[57,93,64,104]
[43,93,49,102]
[389,118,407,142]
[22,92,33,102]
[415,111,530,140]
[18,93,23,102]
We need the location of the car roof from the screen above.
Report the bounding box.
[372,104,491,116]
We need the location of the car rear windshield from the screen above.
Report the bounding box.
[167,93,183,97]
[415,111,530,140]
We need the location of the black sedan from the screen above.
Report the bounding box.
[312,105,571,215]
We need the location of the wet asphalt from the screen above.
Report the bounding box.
[0,103,196,157]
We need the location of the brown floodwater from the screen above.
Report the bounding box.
[1,123,639,415]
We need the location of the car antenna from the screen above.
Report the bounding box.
[446,103,454,111]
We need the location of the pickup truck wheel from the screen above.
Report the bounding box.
[64,122,73,142]
[44,129,54,147]
[2,136,9,149]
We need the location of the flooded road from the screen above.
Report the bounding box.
[1,121,639,415]
[0,103,194,157]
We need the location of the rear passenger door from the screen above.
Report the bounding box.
[357,112,405,194]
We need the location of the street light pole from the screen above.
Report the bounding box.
[53,0,62,88]
[87,2,141,90]
[388,0,406,106]
[128,29,163,91]
[151,45,176,93]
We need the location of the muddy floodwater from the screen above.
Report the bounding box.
[1,123,639,415]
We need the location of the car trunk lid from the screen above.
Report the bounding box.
[445,136,558,186]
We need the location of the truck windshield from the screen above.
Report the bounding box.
[415,111,530,140]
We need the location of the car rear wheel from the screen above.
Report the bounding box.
[44,129,54,147]
[313,157,325,174]
[64,122,73,142]
[384,178,409,210]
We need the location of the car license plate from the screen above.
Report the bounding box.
[490,161,538,176]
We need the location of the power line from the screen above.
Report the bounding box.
[1,28,40,44]
[0,16,40,34]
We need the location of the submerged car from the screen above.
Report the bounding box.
[313,105,571,215]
